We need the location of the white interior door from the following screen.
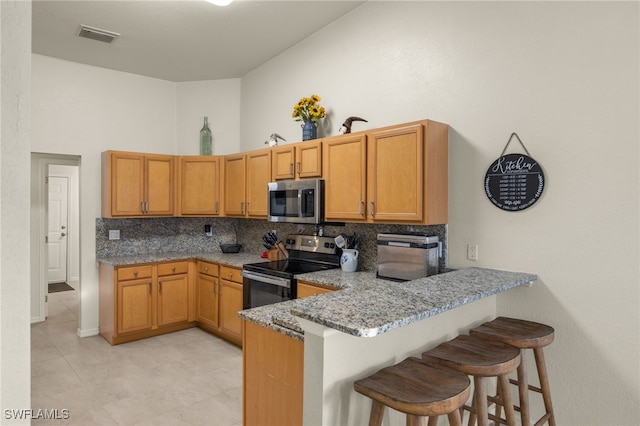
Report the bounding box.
[47,176,68,284]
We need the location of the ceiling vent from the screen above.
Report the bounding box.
[77,24,120,44]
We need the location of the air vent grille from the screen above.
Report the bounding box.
[77,25,120,44]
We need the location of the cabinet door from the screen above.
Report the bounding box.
[296,140,322,179]
[145,154,174,216]
[179,156,220,215]
[224,154,246,216]
[157,273,189,327]
[117,278,153,334]
[197,273,219,329]
[246,149,271,218]
[108,152,145,216]
[368,123,423,222]
[271,146,295,180]
[323,135,367,221]
[219,280,243,339]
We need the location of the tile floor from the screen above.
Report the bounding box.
[31,283,243,425]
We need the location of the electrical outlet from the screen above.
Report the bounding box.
[108,230,120,240]
[467,244,478,261]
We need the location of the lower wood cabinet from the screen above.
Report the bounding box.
[196,262,243,347]
[100,259,244,346]
[243,320,303,426]
[100,261,195,345]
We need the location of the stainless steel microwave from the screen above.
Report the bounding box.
[267,179,324,224]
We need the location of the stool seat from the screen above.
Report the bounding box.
[422,335,521,426]
[470,316,554,349]
[354,357,471,425]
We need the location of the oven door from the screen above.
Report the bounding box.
[242,270,293,309]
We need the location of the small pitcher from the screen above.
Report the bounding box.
[340,249,359,272]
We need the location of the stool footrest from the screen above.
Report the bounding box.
[509,378,543,393]
[534,412,552,426]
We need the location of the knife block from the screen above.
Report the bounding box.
[268,242,289,260]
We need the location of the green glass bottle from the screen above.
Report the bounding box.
[199,116,213,155]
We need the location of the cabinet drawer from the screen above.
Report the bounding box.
[157,261,189,276]
[198,261,219,277]
[220,265,242,283]
[117,265,153,281]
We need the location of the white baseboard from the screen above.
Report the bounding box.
[31,315,45,324]
[76,327,99,338]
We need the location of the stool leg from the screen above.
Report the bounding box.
[533,347,556,426]
[369,400,385,426]
[427,416,439,426]
[498,374,517,426]
[448,410,463,426]
[517,349,531,426]
[474,376,489,426]
[407,414,426,426]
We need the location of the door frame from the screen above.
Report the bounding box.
[30,153,81,323]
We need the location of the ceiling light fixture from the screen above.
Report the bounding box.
[205,0,233,6]
[77,24,120,44]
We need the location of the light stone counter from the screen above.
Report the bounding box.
[97,251,262,269]
[239,267,537,341]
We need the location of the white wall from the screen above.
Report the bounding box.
[1,0,32,420]
[176,79,241,155]
[31,54,177,335]
[241,2,639,425]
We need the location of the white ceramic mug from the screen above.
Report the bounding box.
[340,249,359,272]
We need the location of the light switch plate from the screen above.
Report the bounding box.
[108,230,120,240]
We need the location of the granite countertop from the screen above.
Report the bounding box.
[239,267,537,341]
[98,251,263,269]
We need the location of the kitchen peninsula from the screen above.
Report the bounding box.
[240,267,537,426]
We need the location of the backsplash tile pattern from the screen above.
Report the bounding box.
[97,218,447,272]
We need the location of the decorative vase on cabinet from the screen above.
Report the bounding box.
[200,116,213,155]
[302,120,317,141]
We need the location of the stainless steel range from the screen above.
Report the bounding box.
[242,234,340,309]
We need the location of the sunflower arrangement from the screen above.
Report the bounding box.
[292,94,326,122]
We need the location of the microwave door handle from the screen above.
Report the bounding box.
[298,191,304,217]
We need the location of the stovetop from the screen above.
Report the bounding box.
[243,259,337,277]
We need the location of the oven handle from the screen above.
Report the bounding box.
[242,270,291,288]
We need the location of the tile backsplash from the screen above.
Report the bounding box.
[97,217,447,272]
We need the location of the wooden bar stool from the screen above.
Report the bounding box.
[421,334,521,426]
[470,317,556,426]
[354,357,471,426]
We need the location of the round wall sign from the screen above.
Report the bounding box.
[484,153,545,211]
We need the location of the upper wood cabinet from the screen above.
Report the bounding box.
[323,134,368,221]
[271,140,322,181]
[224,148,271,218]
[323,120,448,225]
[177,156,221,216]
[102,151,174,217]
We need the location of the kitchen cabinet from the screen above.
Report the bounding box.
[157,261,190,327]
[243,320,303,426]
[323,133,368,221]
[224,148,271,218]
[196,261,220,330]
[271,140,322,180]
[101,151,174,217]
[323,120,448,224]
[218,265,243,345]
[99,261,196,345]
[177,156,221,216]
[195,262,242,347]
[296,280,336,298]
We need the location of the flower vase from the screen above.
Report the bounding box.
[302,120,317,141]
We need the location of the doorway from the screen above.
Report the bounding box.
[30,153,81,323]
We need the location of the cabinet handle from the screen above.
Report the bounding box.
[246,202,250,213]
[171,266,176,272]
[148,282,152,293]
[370,201,375,216]
[296,162,301,175]
[159,281,162,293]
[204,267,209,272]
[215,201,219,214]
[146,202,149,213]
[289,163,294,176]
[141,202,145,213]
[359,200,364,215]
[134,271,139,277]
[240,201,245,214]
